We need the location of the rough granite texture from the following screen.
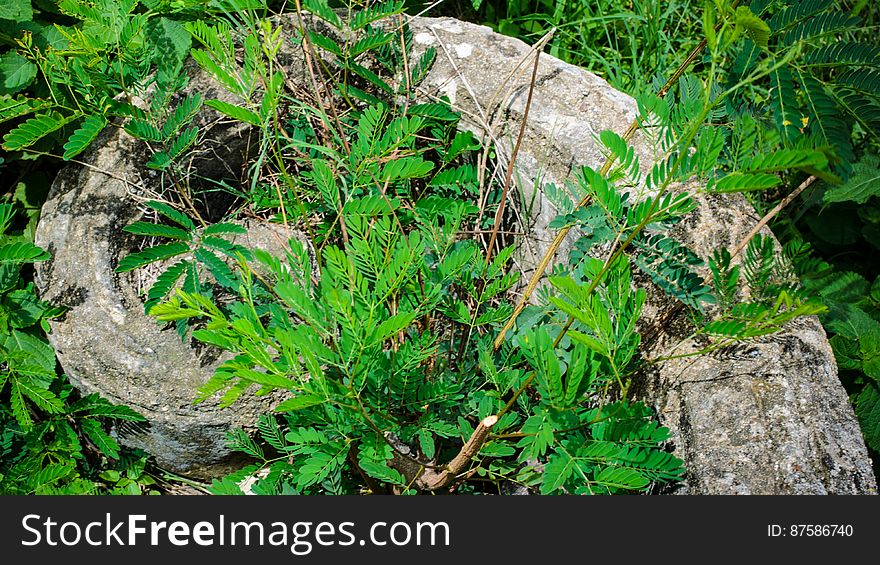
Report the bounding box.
[408,16,877,494]
[33,14,876,491]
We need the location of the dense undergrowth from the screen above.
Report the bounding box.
[0,0,877,494]
[457,0,880,475]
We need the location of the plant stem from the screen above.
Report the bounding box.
[484,29,552,268]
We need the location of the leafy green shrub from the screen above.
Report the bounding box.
[106,1,831,495]
[2,0,865,495]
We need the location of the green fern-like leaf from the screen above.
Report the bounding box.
[145,259,190,312]
[124,118,164,142]
[146,151,172,170]
[80,419,121,459]
[27,463,75,493]
[122,222,192,240]
[409,47,437,86]
[190,49,244,97]
[203,222,247,236]
[381,156,434,182]
[194,247,238,289]
[0,241,50,263]
[308,31,343,57]
[226,428,264,459]
[69,393,146,421]
[799,74,855,166]
[350,0,405,31]
[768,0,833,31]
[205,99,261,126]
[633,233,714,309]
[780,12,861,47]
[139,201,195,232]
[835,90,880,141]
[407,102,460,122]
[805,42,880,68]
[837,68,880,98]
[768,64,801,145]
[347,61,393,95]
[0,96,51,123]
[2,113,78,151]
[301,0,341,28]
[16,380,64,414]
[743,234,776,293]
[115,242,191,273]
[712,171,781,192]
[747,148,827,172]
[351,28,395,58]
[165,126,199,161]
[62,114,108,160]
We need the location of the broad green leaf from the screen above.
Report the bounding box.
[3,289,46,328]
[0,52,37,95]
[0,0,33,22]
[3,329,56,372]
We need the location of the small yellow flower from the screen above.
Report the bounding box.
[783,119,792,126]
[801,116,809,128]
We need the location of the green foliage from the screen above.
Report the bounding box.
[2,0,871,494]
[774,143,880,464]
[132,2,834,495]
[0,0,196,167]
[115,200,249,313]
[126,5,690,495]
[0,202,153,494]
[823,154,880,204]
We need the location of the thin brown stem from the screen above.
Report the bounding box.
[483,32,546,267]
[729,175,817,259]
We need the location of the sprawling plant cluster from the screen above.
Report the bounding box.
[102,0,828,495]
[472,0,880,472]
[1,0,864,494]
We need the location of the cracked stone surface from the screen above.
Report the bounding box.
[409,16,876,494]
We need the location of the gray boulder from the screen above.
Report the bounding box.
[410,16,877,494]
